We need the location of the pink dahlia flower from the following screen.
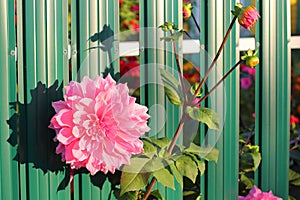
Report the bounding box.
[239,186,282,200]
[49,75,150,175]
[238,6,260,30]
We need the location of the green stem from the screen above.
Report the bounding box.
[194,60,242,106]
[191,15,238,105]
[170,31,187,103]
[143,114,187,200]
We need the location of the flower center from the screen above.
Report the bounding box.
[85,114,107,141]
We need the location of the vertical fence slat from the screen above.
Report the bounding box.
[50,1,70,199]
[16,0,27,199]
[204,1,239,199]
[165,0,182,199]
[16,0,70,199]
[23,1,39,199]
[140,0,182,199]
[0,0,18,199]
[35,1,48,198]
[256,0,290,199]
[275,0,290,198]
[206,1,223,199]
[222,0,239,199]
[71,1,119,199]
[199,0,207,197]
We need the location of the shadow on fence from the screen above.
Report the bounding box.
[6,80,121,192]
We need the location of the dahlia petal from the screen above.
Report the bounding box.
[72,126,84,138]
[49,117,61,129]
[72,142,89,161]
[56,127,76,145]
[52,101,68,113]
[55,109,74,127]
[86,157,101,175]
[80,77,96,98]
[65,81,83,97]
[64,140,78,163]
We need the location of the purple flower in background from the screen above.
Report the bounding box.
[240,77,252,89]
[239,186,282,200]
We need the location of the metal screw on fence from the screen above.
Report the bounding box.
[10,50,15,56]
[256,42,260,48]
[139,46,144,52]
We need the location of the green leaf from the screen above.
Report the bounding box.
[169,163,183,188]
[120,172,150,196]
[289,195,297,200]
[120,157,152,195]
[146,137,171,149]
[186,106,220,130]
[289,169,300,186]
[239,145,261,173]
[240,174,254,189]
[175,155,198,183]
[143,157,166,172]
[172,30,184,40]
[183,190,201,200]
[114,189,139,200]
[185,152,206,175]
[150,190,166,200]
[159,68,183,106]
[153,168,175,189]
[142,138,157,154]
[185,143,219,163]
[190,82,202,97]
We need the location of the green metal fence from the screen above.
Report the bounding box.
[0,0,290,199]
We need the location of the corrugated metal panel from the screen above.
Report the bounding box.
[222,1,240,199]
[203,0,239,199]
[70,0,119,199]
[0,0,18,199]
[255,0,290,199]
[16,0,70,199]
[0,0,291,199]
[139,0,183,198]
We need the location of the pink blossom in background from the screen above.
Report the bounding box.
[49,75,150,175]
[240,77,252,89]
[241,63,256,78]
[238,186,282,200]
[130,4,139,12]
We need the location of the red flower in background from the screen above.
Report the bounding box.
[290,115,300,126]
[183,62,200,84]
[120,57,140,77]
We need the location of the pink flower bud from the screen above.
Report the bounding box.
[238,6,260,30]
